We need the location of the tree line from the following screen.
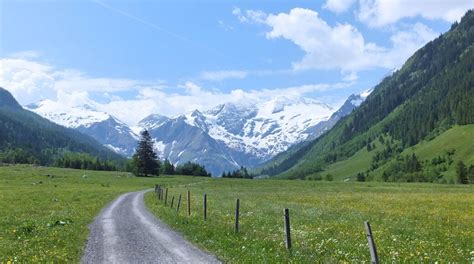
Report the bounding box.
[128,130,211,177]
[221,166,253,179]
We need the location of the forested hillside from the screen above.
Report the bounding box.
[0,88,124,166]
[259,10,474,182]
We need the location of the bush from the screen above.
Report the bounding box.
[325,174,333,181]
[356,172,366,182]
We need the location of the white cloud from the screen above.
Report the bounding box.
[232,7,266,23]
[0,55,348,126]
[343,71,358,81]
[357,0,473,27]
[237,7,438,74]
[232,7,248,23]
[381,23,439,68]
[323,0,356,13]
[200,70,248,81]
[218,20,234,31]
[0,58,56,103]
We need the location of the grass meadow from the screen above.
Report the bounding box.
[0,165,202,263]
[0,164,473,263]
[145,178,474,263]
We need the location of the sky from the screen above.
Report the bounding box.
[1,0,473,125]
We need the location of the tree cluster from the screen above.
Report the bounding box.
[222,166,252,179]
[456,161,474,184]
[129,130,211,177]
[54,152,117,171]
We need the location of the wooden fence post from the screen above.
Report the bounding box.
[284,208,292,251]
[235,198,240,233]
[164,188,168,206]
[171,196,175,208]
[187,190,191,216]
[176,194,182,213]
[364,221,379,264]
[203,193,207,221]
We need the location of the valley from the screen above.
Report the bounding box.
[1,2,473,263]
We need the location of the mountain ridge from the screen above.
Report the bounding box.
[25,90,371,176]
[259,10,474,181]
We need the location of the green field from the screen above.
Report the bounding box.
[145,179,474,263]
[0,165,202,262]
[1,165,473,263]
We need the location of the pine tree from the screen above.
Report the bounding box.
[161,159,175,175]
[132,130,160,176]
[456,161,468,184]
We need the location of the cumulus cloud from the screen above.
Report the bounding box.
[323,0,356,13]
[0,55,347,126]
[0,58,56,103]
[357,0,473,27]
[236,7,438,73]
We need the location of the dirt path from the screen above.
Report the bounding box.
[81,190,220,263]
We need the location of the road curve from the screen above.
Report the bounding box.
[81,190,220,264]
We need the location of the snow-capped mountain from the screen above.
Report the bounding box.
[136,93,372,175]
[26,90,371,176]
[189,96,334,158]
[25,100,138,157]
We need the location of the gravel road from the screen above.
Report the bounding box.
[81,190,220,263]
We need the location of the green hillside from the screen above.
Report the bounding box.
[259,10,474,182]
[0,87,124,165]
[321,125,474,181]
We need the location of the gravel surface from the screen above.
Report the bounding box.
[81,190,220,264]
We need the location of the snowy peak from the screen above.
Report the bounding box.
[26,100,110,128]
[26,100,138,157]
[140,96,337,162]
[138,114,170,130]
[259,96,332,116]
[360,88,373,99]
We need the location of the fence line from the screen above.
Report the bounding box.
[153,185,380,262]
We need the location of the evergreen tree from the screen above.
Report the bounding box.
[132,130,160,176]
[456,161,468,184]
[356,172,366,182]
[161,159,175,175]
[467,165,474,183]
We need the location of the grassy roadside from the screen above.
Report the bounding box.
[145,179,474,263]
[0,165,161,263]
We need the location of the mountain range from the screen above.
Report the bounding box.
[26,91,371,175]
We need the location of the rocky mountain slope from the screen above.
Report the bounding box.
[27,92,370,176]
[26,101,138,157]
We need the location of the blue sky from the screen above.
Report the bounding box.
[1,0,472,125]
